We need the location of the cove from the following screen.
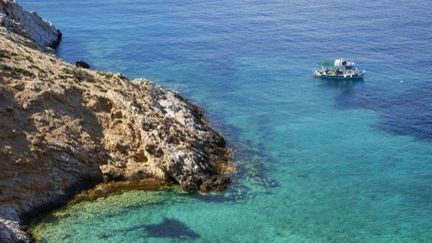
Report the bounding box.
[22,0,432,242]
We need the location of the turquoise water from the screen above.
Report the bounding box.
[20,0,432,242]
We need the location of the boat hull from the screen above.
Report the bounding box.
[313,71,365,80]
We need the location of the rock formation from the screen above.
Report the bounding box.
[0,0,61,48]
[0,1,231,242]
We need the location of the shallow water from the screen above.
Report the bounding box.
[20,0,432,242]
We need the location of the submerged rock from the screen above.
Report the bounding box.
[142,218,200,240]
[0,1,232,242]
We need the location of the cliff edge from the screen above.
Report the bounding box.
[0,2,231,242]
[0,0,61,48]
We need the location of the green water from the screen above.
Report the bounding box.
[31,95,432,242]
[20,0,432,242]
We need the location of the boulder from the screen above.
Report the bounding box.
[75,60,90,69]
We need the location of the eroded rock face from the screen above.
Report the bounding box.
[0,0,61,48]
[0,3,231,242]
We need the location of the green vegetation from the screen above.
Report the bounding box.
[0,50,18,61]
[25,56,33,62]
[97,71,114,79]
[62,68,94,82]
[0,50,11,61]
[1,65,34,77]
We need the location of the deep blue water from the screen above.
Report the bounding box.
[20,0,432,242]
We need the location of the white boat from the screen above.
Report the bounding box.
[314,58,365,80]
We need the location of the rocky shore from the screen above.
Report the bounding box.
[0,1,232,242]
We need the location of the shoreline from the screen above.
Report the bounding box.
[0,1,234,241]
[27,179,171,242]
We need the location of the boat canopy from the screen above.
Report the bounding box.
[334,58,345,66]
[334,58,355,67]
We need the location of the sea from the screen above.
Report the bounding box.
[19,0,432,242]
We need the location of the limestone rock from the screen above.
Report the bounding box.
[0,0,61,48]
[0,2,231,242]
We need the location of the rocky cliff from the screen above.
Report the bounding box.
[0,0,61,48]
[0,1,231,242]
